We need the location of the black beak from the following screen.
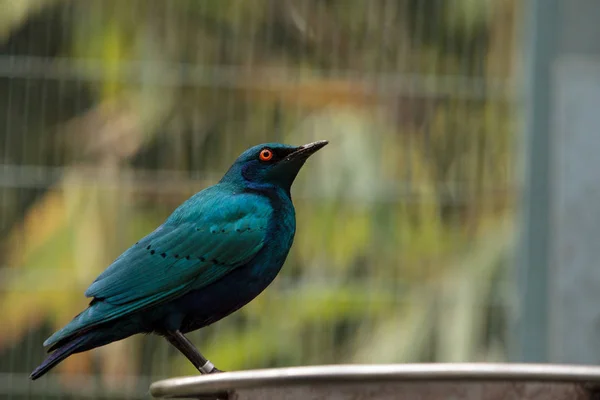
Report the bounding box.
[285,140,328,162]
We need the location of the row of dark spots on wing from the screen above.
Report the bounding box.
[132,224,265,267]
[181,226,267,234]
[201,227,264,234]
[141,243,226,266]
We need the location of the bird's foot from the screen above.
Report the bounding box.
[210,367,224,374]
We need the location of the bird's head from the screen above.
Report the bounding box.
[221,141,328,192]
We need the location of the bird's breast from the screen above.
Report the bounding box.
[169,190,297,332]
[252,191,296,274]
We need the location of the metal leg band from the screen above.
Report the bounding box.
[199,360,215,374]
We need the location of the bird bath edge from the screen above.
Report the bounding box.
[149,363,600,400]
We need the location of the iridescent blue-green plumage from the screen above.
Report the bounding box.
[31,141,327,380]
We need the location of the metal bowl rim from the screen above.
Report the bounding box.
[150,363,600,397]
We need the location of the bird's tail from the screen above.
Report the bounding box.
[30,319,138,380]
[30,332,94,380]
[31,301,144,380]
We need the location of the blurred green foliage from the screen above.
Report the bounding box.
[0,0,518,396]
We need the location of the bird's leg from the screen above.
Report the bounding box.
[165,330,223,374]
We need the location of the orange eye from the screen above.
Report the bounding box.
[259,149,273,161]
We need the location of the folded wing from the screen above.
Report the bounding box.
[44,189,271,347]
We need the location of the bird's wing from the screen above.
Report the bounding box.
[41,189,273,348]
[84,191,271,308]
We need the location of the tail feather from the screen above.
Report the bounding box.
[43,308,92,348]
[32,317,140,380]
[30,334,91,380]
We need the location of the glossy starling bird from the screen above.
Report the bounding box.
[31,140,328,380]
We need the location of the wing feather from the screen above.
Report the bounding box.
[84,189,271,308]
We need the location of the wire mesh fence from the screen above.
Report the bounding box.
[0,1,520,399]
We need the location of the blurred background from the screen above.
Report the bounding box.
[2,0,597,399]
